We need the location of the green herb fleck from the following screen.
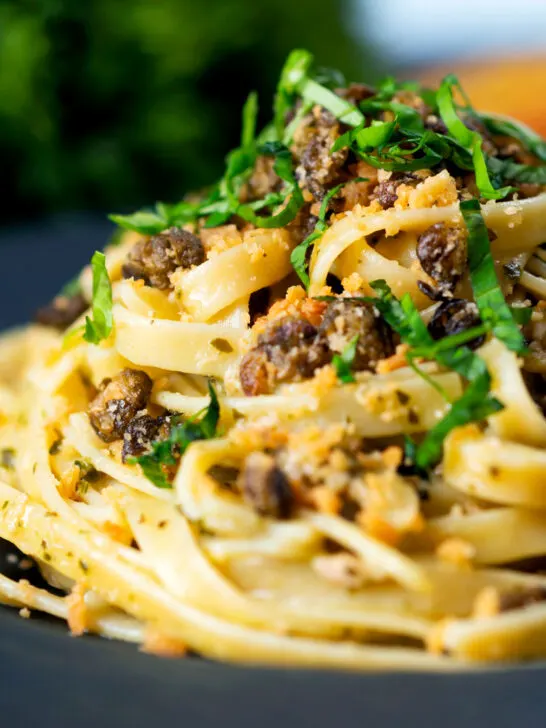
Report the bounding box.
[130,382,220,489]
[460,199,526,353]
[480,115,546,163]
[1,448,15,470]
[273,49,314,139]
[321,280,503,470]
[332,335,359,384]
[436,75,513,200]
[83,251,113,345]
[291,180,366,287]
[229,142,305,229]
[486,156,546,186]
[411,371,502,470]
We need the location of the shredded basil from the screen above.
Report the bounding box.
[368,280,431,346]
[282,100,313,146]
[109,54,545,241]
[436,75,513,200]
[487,156,546,186]
[298,77,364,127]
[480,115,546,163]
[83,252,113,345]
[274,48,363,138]
[241,91,258,149]
[319,283,489,385]
[273,49,314,139]
[219,91,260,212]
[320,280,503,469]
[230,142,304,229]
[460,199,526,353]
[331,120,396,155]
[109,200,200,235]
[313,66,347,90]
[131,382,220,489]
[412,372,502,469]
[510,306,533,326]
[109,209,168,235]
[332,116,473,174]
[358,99,425,133]
[291,179,366,287]
[332,335,359,384]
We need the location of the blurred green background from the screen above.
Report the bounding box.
[0,0,374,226]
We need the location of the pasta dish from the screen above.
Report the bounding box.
[2,50,546,670]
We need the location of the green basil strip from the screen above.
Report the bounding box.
[83,251,113,345]
[273,49,314,139]
[481,115,546,163]
[108,210,169,235]
[346,280,502,469]
[414,371,503,470]
[332,335,359,384]
[487,156,546,186]
[331,120,396,154]
[437,75,513,200]
[298,77,364,128]
[460,199,526,353]
[291,179,367,287]
[241,91,258,148]
[131,382,220,489]
[109,198,203,235]
[234,144,304,229]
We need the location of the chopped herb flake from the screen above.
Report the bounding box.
[332,335,359,384]
[291,180,366,287]
[323,280,505,470]
[460,199,526,353]
[480,115,546,163]
[130,382,220,489]
[412,372,502,470]
[436,75,513,200]
[83,252,113,345]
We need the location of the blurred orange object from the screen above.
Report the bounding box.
[420,56,546,136]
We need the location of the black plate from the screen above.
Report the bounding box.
[1,219,546,728]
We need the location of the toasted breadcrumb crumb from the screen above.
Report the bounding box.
[381,446,403,469]
[67,582,89,637]
[376,344,410,374]
[436,537,476,566]
[309,486,341,514]
[342,272,365,294]
[308,364,338,397]
[200,224,242,257]
[300,297,328,327]
[395,170,458,210]
[141,627,187,658]
[356,382,412,423]
[230,426,288,453]
[426,619,451,655]
[18,579,35,605]
[359,514,400,546]
[102,520,133,545]
[472,586,501,618]
[253,285,327,335]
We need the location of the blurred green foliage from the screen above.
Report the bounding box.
[0,0,373,223]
